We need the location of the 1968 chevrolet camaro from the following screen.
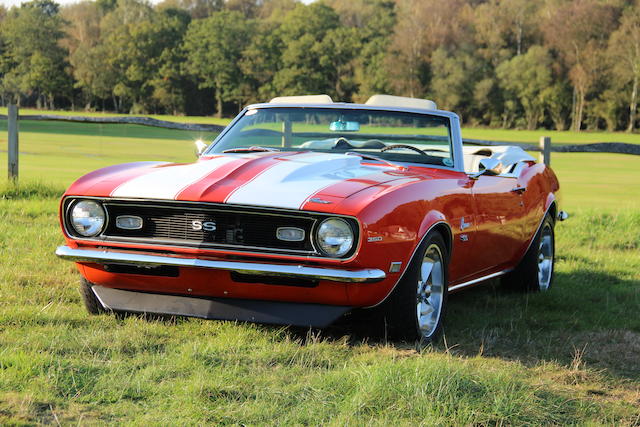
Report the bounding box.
[56,94,566,342]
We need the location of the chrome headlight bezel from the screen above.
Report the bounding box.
[315,217,356,258]
[69,199,106,237]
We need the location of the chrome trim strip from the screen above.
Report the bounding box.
[55,245,385,284]
[448,270,510,292]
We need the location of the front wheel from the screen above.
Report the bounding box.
[383,232,449,343]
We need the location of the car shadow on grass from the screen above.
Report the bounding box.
[320,270,640,382]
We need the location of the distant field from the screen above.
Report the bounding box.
[1,114,639,209]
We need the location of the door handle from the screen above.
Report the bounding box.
[511,186,526,193]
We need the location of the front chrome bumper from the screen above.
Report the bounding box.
[55,245,386,283]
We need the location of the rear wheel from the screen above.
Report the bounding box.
[501,213,555,292]
[383,232,449,343]
[79,277,105,315]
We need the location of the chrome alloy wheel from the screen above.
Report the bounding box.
[537,223,554,291]
[416,243,445,338]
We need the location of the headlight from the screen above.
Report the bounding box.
[70,200,106,237]
[316,218,354,257]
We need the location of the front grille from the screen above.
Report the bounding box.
[100,202,316,254]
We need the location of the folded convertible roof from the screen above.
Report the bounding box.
[268,94,437,110]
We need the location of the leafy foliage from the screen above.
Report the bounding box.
[1,0,640,131]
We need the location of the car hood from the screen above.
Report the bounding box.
[68,151,424,210]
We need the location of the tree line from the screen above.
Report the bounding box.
[1,0,639,131]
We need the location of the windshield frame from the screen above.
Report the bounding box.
[204,103,464,172]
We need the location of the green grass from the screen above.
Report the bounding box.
[0,184,638,424]
[462,127,640,144]
[0,115,639,423]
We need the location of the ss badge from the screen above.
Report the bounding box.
[192,220,216,232]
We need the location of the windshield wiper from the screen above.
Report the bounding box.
[345,152,407,171]
[222,146,279,153]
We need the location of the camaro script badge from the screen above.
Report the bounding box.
[192,220,217,232]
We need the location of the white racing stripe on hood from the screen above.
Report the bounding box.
[225,153,378,209]
[111,156,240,199]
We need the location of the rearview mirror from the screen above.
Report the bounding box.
[330,120,360,132]
[194,139,208,158]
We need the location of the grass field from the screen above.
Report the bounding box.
[0,112,639,424]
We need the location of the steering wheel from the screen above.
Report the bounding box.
[380,144,429,156]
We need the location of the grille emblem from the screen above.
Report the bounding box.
[192,220,216,232]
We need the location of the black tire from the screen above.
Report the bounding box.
[501,213,555,292]
[382,232,449,343]
[79,277,105,315]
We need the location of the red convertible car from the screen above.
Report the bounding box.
[56,95,566,342]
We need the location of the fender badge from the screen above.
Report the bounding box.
[460,234,469,242]
[367,236,383,242]
[460,217,471,231]
[309,197,332,204]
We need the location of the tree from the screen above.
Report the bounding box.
[497,46,554,129]
[183,10,253,116]
[157,0,223,18]
[240,21,285,103]
[148,8,191,114]
[62,1,104,109]
[609,5,640,131]
[272,4,346,97]
[430,47,484,122]
[324,0,396,101]
[0,0,72,108]
[543,0,619,131]
[473,0,538,65]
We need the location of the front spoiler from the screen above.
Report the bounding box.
[55,245,386,284]
[91,285,351,328]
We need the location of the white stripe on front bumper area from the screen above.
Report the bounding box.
[55,246,386,283]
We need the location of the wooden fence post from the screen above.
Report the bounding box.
[539,136,550,166]
[8,104,19,182]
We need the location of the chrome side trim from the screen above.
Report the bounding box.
[448,270,510,292]
[55,246,385,284]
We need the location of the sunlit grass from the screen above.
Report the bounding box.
[0,193,638,424]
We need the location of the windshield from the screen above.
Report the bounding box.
[208,107,454,167]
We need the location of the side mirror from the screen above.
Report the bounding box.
[470,158,502,179]
[194,139,208,158]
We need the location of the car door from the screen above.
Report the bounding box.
[469,174,526,275]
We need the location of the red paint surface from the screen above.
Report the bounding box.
[62,156,560,308]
